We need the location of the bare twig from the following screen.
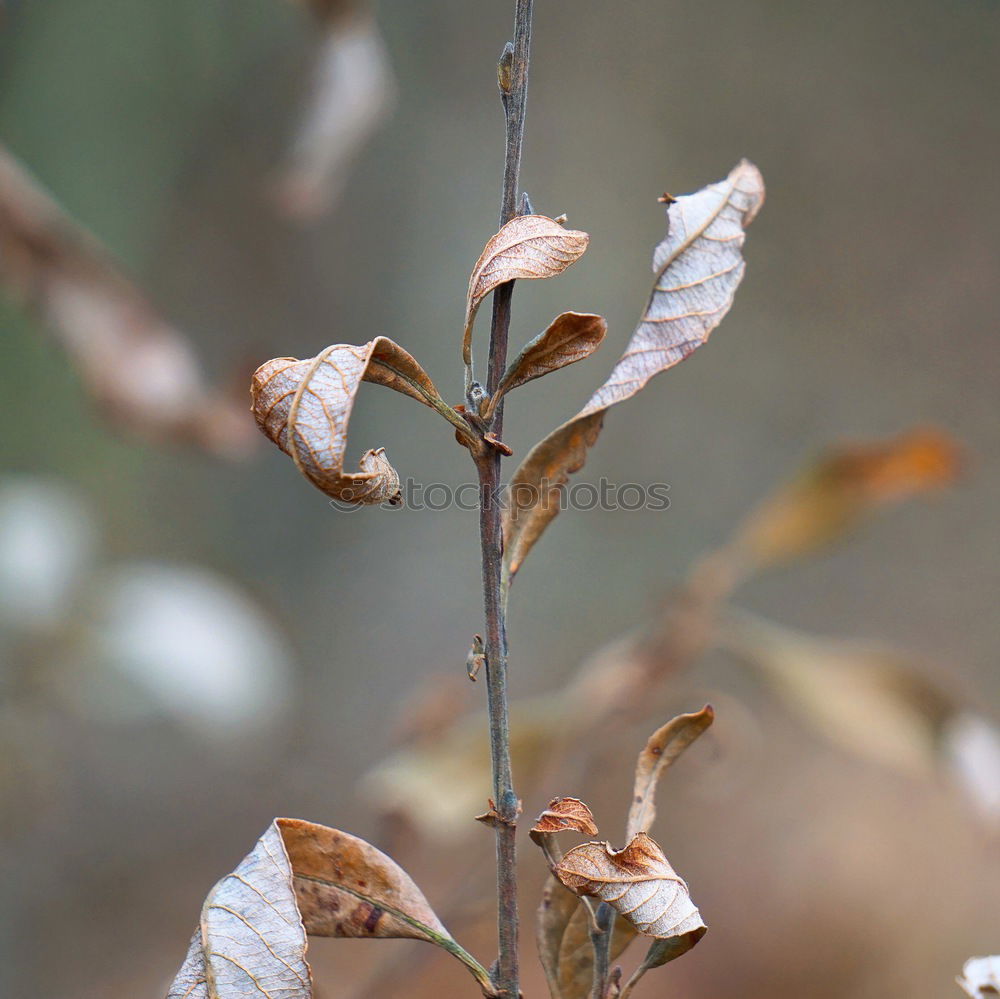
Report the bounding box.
[589,903,615,999]
[474,2,534,996]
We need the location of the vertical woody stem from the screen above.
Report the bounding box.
[476,1,533,995]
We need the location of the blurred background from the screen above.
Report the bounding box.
[1,1,998,997]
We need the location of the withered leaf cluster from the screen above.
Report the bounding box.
[532,708,713,999]
[250,209,600,501]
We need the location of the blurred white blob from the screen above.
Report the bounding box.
[942,712,1000,826]
[67,563,293,736]
[957,955,1000,997]
[0,478,96,633]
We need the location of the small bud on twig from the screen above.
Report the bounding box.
[497,42,515,95]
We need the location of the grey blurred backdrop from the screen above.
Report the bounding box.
[1,1,998,997]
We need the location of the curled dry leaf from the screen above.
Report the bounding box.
[627,705,714,840]
[729,427,962,572]
[0,147,254,457]
[537,875,637,999]
[277,3,395,220]
[503,161,765,586]
[251,337,456,506]
[491,311,607,410]
[554,833,705,945]
[957,956,1000,997]
[530,796,599,844]
[463,215,590,367]
[168,817,494,999]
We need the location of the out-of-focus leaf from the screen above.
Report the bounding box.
[729,427,962,571]
[503,161,765,586]
[530,796,599,843]
[0,147,255,457]
[168,818,494,999]
[492,312,607,407]
[555,833,705,946]
[463,215,589,368]
[942,712,1000,826]
[957,956,1000,997]
[626,705,714,839]
[251,337,456,506]
[364,694,574,842]
[720,609,954,776]
[277,4,394,220]
[536,875,637,999]
[167,820,310,999]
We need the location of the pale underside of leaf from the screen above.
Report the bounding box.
[555,833,705,942]
[167,820,310,999]
[957,955,1000,998]
[626,705,714,840]
[463,214,590,367]
[537,875,637,999]
[250,337,444,505]
[502,161,764,586]
[495,311,607,402]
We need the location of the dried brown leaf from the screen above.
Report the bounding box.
[730,427,963,571]
[958,956,1000,997]
[279,817,443,940]
[554,833,705,945]
[626,705,714,840]
[167,820,310,999]
[493,312,607,404]
[277,8,394,219]
[503,161,765,585]
[0,147,254,457]
[503,411,605,586]
[251,337,450,505]
[531,796,599,842]
[168,818,494,999]
[463,215,590,366]
[536,875,637,999]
